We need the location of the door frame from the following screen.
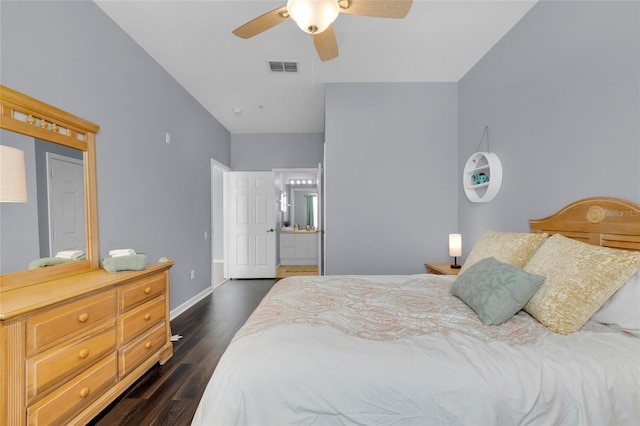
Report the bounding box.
[211,158,230,288]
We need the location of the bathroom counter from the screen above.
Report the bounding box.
[280,230,317,234]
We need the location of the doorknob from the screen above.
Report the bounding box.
[267,228,274,232]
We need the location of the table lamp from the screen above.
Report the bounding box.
[449,233,462,269]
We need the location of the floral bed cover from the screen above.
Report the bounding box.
[192,274,639,425]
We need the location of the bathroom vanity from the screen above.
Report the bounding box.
[280,231,318,265]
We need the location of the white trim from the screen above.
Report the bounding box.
[223,171,228,280]
[317,161,324,275]
[272,167,317,173]
[322,144,327,275]
[170,285,213,321]
[211,158,231,172]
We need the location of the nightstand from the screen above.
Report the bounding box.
[424,262,463,276]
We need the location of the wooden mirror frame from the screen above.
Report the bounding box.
[0,85,100,290]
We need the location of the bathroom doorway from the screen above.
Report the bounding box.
[273,166,323,275]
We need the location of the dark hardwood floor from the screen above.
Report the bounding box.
[90,279,276,426]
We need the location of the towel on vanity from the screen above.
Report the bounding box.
[102,253,147,273]
[109,248,136,258]
[29,257,72,269]
[55,249,85,260]
[29,252,87,269]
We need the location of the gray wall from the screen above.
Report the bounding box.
[457,0,640,252]
[0,130,39,273]
[231,133,324,171]
[325,83,459,274]
[1,0,231,309]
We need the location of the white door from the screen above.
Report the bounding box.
[227,171,276,278]
[47,153,85,256]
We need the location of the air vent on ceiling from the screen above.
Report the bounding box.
[269,61,298,73]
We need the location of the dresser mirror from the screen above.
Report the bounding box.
[0,85,100,290]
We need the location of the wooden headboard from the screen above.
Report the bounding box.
[530,197,640,252]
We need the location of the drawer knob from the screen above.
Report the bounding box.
[80,387,91,398]
[78,348,90,359]
[144,286,152,294]
[145,341,153,349]
[144,313,151,321]
[78,313,89,323]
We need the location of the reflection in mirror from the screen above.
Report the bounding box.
[1,129,85,274]
[275,169,321,233]
[290,187,318,229]
[0,85,99,290]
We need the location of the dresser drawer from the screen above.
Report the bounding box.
[26,290,116,357]
[118,321,167,377]
[27,353,117,426]
[118,295,166,345]
[119,273,166,312]
[26,323,117,402]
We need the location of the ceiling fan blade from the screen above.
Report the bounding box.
[232,6,290,39]
[313,25,339,61]
[338,0,413,19]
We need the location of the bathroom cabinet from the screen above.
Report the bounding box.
[280,232,318,265]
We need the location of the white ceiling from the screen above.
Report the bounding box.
[94,0,537,134]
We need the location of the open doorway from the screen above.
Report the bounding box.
[273,166,323,278]
[211,159,229,289]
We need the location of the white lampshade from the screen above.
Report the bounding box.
[287,0,340,34]
[449,234,462,257]
[0,145,28,203]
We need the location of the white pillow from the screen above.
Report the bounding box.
[591,270,640,336]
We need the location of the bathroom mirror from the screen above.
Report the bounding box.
[290,187,318,229]
[0,85,100,291]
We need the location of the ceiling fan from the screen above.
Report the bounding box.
[232,0,413,61]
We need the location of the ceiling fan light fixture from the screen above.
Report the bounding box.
[287,0,339,34]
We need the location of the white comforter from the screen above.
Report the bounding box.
[192,274,640,425]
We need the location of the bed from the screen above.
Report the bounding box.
[192,197,640,425]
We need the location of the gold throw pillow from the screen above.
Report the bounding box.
[459,230,548,274]
[524,234,640,335]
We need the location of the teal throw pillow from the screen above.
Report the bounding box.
[450,256,546,326]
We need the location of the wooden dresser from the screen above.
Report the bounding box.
[0,262,173,425]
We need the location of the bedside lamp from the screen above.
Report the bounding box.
[0,145,28,203]
[449,233,462,269]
